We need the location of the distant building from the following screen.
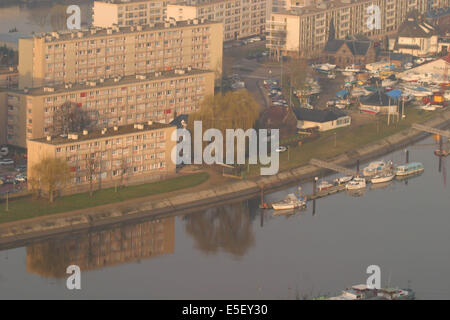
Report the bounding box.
[167,0,269,41]
[93,0,176,28]
[27,122,177,195]
[292,106,351,131]
[18,20,223,89]
[322,38,377,67]
[2,68,214,148]
[267,0,450,59]
[391,14,439,56]
[0,66,18,88]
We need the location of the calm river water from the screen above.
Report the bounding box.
[0,136,449,299]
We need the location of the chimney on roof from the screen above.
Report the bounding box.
[46,136,52,141]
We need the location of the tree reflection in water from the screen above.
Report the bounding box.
[184,201,258,257]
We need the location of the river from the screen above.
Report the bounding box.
[0,135,449,299]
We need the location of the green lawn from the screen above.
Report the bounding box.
[0,172,209,224]
[247,107,438,176]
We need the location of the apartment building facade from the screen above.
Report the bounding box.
[0,67,18,88]
[167,0,269,41]
[27,122,177,195]
[93,0,176,28]
[4,68,214,148]
[267,0,450,58]
[18,20,223,89]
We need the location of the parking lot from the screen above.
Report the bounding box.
[0,147,27,196]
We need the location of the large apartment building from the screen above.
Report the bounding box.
[18,19,223,89]
[93,0,176,27]
[4,68,214,148]
[267,0,450,58]
[27,122,177,195]
[167,0,269,41]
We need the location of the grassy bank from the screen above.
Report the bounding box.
[0,172,209,224]
[248,107,438,176]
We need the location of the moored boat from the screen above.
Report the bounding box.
[326,284,415,300]
[346,177,366,190]
[318,180,334,192]
[362,161,389,177]
[272,190,307,211]
[371,172,395,184]
[395,162,424,176]
[334,176,353,185]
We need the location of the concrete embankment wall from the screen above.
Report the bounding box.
[1,110,450,247]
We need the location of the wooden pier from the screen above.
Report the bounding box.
[309,158,356,176]
[412,124,450,138]
[306,184,346,200]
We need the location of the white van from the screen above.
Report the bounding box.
[0,146,8,157]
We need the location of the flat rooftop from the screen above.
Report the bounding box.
[31,122,174,146]
[9,68,212,96]
[27,19,220,43]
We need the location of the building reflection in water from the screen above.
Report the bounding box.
[184,200,258,258]
[26,217,174,278]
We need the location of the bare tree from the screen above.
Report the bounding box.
[53,102,97,136]
[120,154,129,188]
[85,151,98,197]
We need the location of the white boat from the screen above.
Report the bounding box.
[334,176,353,185]
[318,180,334,192]
[395,162,424,176]
[328,73,336,79]
[316,63,336,73]
[419,103,437,111]
[346,177,366,190]
[362,161,389,177]
[272,193,306,211]
[371,173,395,184]
[344,65,360,73]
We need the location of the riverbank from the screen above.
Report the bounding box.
[1,109,450,246]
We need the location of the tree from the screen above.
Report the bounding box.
[188,90,260,164]
[31,157,70,203]
[85,152,98,197]
[53,102,97,136]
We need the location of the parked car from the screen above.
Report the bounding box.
[276,146,288,153]
[15,165,27,172]
[0,159,14,165]
[15,174,27,182]
[0,146,8,157]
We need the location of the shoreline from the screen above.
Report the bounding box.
[1,109,450,247]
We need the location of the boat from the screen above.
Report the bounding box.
[328,73,336,79]
[315,63,336,73]
[434,149,449,157]
[318,180,334,192]
[272,193,306,211]
[395,162,424,176]
[326,284,415,300]
[362,161,389,177]
[334,176,353,185]
[346,177,366,190]
[419,103,437,111]
[371,172,395,184]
